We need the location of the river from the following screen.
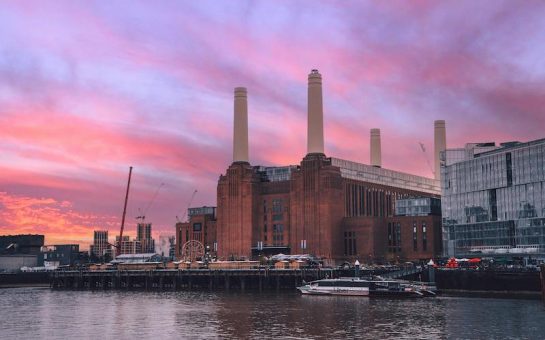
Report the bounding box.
[1,287,544,339]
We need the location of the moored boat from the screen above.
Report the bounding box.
[298,277,435,297]
[297,278,370,296]
[367,280,423,297]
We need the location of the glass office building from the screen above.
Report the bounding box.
[441,138,545,258]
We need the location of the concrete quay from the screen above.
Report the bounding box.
[50,268,336,291]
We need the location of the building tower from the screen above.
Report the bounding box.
[90,230,110,259]
[137,223,154,253]
[216,87,259,259]
[290,69,344,262]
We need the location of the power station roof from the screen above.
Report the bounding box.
[330,157,440,195]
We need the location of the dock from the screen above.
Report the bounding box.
[50,268,337,291]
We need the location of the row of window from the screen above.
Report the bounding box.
[387,222,428,253]
[412,223,428,252]
[345,183,402,218]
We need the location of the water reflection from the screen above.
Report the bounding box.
[0,288,544,339]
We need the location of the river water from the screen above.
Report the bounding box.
[1,287,544,339]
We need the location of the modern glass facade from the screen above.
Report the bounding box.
[441,138,545,257]
[188,206,216,218]
[444,142,498,166]
[395,197,441,216]
[254,165,298,182]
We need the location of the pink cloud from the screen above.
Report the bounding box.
[1,0,544,246]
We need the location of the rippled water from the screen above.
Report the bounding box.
[1,288,544,339]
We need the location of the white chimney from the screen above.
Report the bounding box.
[307,69,324,155]
[370,128,381,167]
[233,87,249,163]
[434,120,446,180]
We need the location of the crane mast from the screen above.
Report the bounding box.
[176,189,197,223]
[116,166,133,257]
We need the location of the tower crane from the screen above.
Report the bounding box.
[176,189,198,223]
[136,182,165,222]
[116,166,133,257]
[418,142,435,177]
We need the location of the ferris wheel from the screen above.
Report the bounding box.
[181,240,205,262]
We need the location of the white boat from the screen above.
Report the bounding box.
[297,278,370,296]
[298,277,434,297]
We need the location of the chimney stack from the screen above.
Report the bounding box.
[370,128,381,167]
[434,120,446,180]
[307,69,324,155]
[233,87,249,163]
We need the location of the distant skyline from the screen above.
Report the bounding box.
[1,1,544,248]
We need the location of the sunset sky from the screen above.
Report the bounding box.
[1,1,544,249]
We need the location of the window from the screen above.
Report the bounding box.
[506,152,512,187]
[272,224,284,246]
[388,222,401,253]
[396,223,401,252]
[413,223,418,251]
[388,223,392,246]
[344,231,357,255]
[193,223,202,232]
[422,223,427,251]
[272,214,283,221]
[272,199,283,213]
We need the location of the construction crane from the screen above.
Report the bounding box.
[116,166,133,257]
[176,189,198,223]
[136,182,164,222]
[419,142,435,176]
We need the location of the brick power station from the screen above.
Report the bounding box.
[177,70,446,265]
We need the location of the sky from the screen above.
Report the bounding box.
[1,0,544,249]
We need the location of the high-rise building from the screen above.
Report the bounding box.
[116,236,141,255]
[441,138,545,258]
[90,230,111,259]
[137,223,155,253]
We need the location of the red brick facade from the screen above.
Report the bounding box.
[385,215,442,262]
[175,213,217,259]
[213,155,442,264]
[289,153,344,260]
[216,162,260,259]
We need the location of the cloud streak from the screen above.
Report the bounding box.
[1,0,544,247]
